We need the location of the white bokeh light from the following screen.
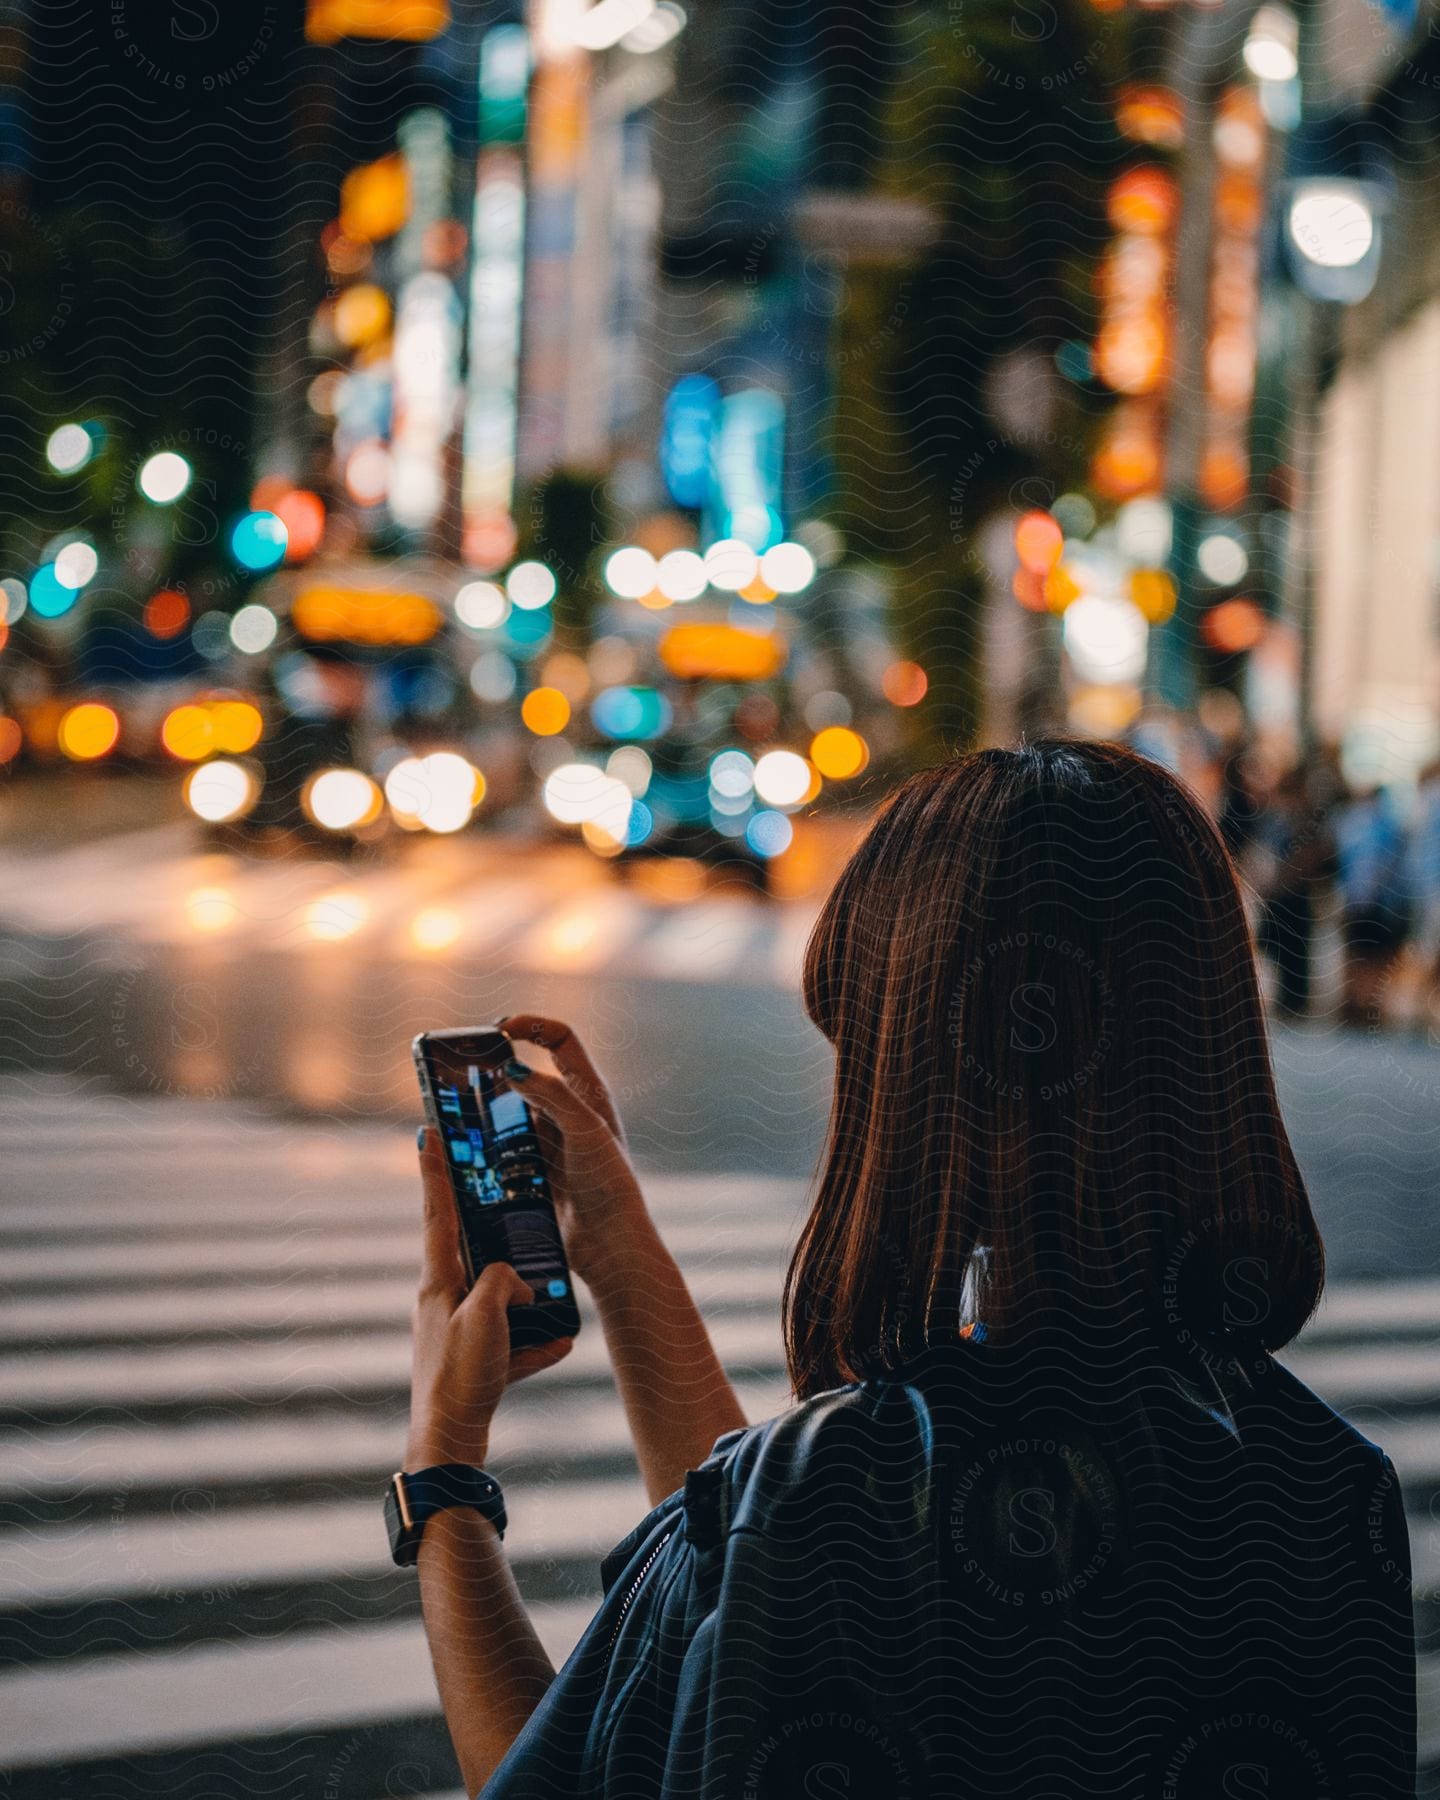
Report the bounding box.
[138,451,192,505]
[656,549,706,602]
[1063,595,1149,685]
[230,604,279,654]
[455,581,509,629]
[760,541,816,594]
[704,539,759,592]
[604,547,658,599]
[753,750,813,808]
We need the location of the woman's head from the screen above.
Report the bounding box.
[785,739,1323,1397]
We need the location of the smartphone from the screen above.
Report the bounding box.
[412,1025,581,1351]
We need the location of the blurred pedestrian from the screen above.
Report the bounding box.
[1253,764,1334,1021]
[1406,758,1440,1036]
[1218,738,1265,862]
[1333,780,1412,1028]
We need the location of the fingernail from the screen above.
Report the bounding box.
[417,1125,428,1149]
[501,1058,530,1082]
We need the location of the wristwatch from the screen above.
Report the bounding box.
[384,1465,508,1567]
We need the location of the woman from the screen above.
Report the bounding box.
[404,741,1416,1798]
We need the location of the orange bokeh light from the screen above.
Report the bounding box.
[275,490,326,562]
[1015,510,1065,574]
[1106,166,1179,237]
[144,589,191,639]
[521,687,571,736]
[1202,598,1265,653]
[58,702,120,761]
[1116,85,1184,150]
[881,661,928,706]
[809,727,869,780]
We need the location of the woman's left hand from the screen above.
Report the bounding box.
[406,1127,574,1470]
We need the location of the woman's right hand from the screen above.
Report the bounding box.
[495,1014,652,1295]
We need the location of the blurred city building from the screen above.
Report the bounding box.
[1301,0,1440,787]
[1,0,1438,844]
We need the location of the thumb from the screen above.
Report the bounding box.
[467,1259,536,1314]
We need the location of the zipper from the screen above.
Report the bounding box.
[605,1526,674,1664]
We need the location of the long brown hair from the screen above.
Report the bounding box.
[784,739,1324,1399]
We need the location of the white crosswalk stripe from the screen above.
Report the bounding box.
[0,1083,1435,1795]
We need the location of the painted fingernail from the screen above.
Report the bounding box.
[417,1125,428,1149]
[501,1058,531,1082]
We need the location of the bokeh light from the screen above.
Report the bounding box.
[809,726,869,780]
[185,887,238,933]
[608,745,653,795]
[470,650,518,702]
[30,564,78,618]
[604,546,657,599]
[230,512,289,572]
[590,686,671,740]
[384,752,481,834]
[746,810,793,857]
[1015,510,1065,574]
[230,603,278,654]
[881,660,928,706]
[46,424,94,475]
[345,442,390,505]
[759,541,816,594]
[274,490,326,561]
[1063,595,1149,685]
[305,892,370,941]
[543,763,633,837]
[209,701,263,754]
[334,283,392,347]
[753,749,814,808]
[506,561,557,610]
[183,759,256,823]
[1,578,27,624]
[138,452,192,505]
[704,539,759,592]
[162,704,215,761]
[1202,597,1266,652]
[709,749,755,798]
[144,590,191,639]
[656,549,706,602]
[1197,532,1248,585]
[304,768,383,831]
[53,541,98,589]
[455,580,508,630]
[58,702,120,761]
[521,686,571,735]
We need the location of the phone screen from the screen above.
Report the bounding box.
[414,1028,580,1349]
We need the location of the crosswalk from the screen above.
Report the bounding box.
[0,824,818,988]
[1,1080,1437,1798]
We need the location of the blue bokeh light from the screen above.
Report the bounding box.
[746,809,793,858]
[230,511,289,572]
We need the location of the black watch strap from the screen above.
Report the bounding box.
[385,1464,507,1567]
